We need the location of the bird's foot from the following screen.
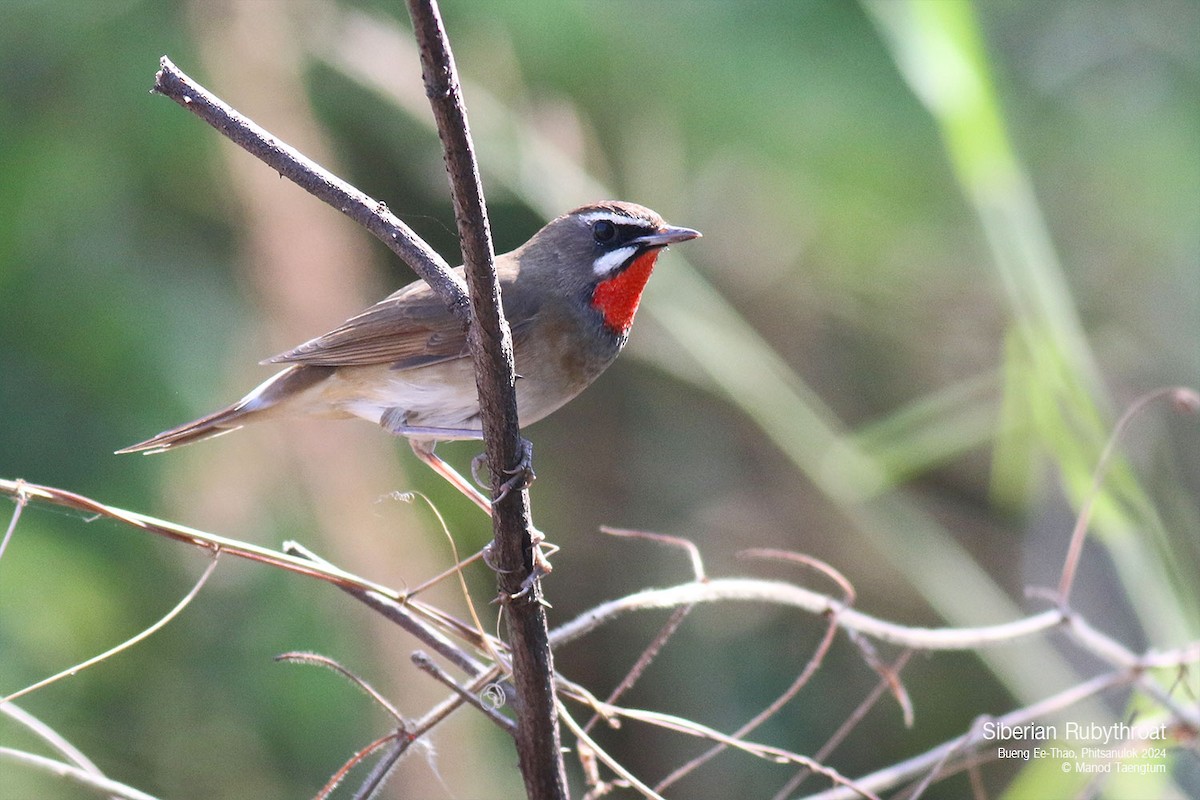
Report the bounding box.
[470,438,536,504]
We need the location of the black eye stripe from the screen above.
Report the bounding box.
[591,218,654,247]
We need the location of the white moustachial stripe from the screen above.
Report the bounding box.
[590,245,637,277]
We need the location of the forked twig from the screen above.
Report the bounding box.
[557,699,667,800]
[315,729,410,800]
[1,703,108,779]
[387,491,511,676]
[842,630,915,727]
[581,528,707,744]
[655,550,856,791]
[354,667,506,795]
[772,651,915,800]
[281,542,494,679]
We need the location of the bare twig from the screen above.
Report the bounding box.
[351,737,408,800]
[843,632,915,727]
[403,2,567,796]
[772,651,915,800]
[575,532,702,794]
[152,56,470,320]
[316,729,409,800]
[1,552,220,705]
[411,651,517,735]
[0,478,515,730]
[581,702,881,800]
[965,754,988,800]
[1057,385,1200,603]
[8,470,1196,796]
[654,551,856,791]
[282,541,496,678]
[903,715,992,800]
[0,703,108,779]
[601,527,707,582]
[582,529,707,739]
[0,479,26,562]
[0,747,162,800]
[384,491,511,681]
[367,666,508,785]
[741,548,857,604]
[557,700,667,800]
[0,477,512,703]
[552,578,1200,731]
[550,578,1065,652]
[0,479,401,598]
[796,665,1188,800]
[1065,614,1200,728]
[276,652,407,725]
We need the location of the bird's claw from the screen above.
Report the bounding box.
[469,452,489,490]
[471,438,537,504]
[500,528,556,604]
[481,540,507,574]
[510,558,552,605]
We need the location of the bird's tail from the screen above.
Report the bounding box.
[116,365,334,454]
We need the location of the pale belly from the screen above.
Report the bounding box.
[303,359,590,441]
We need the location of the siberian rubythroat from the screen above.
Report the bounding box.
[119,201,701,511]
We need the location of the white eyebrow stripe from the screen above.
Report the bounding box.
[592,245,637,276]
[578,210,640,225]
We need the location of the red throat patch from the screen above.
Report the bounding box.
[591,250,660,334]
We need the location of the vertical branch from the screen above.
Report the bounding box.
[404,1,568,797]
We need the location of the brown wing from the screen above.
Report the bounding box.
[265,263,542,370]
[265,275,471,370]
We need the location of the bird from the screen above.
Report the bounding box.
[119,201,701,513]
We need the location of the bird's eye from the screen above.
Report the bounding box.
[592,219,618,245]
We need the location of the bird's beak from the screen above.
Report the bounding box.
[634,224,702,248]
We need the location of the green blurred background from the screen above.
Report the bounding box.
[2,1,1197,798]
